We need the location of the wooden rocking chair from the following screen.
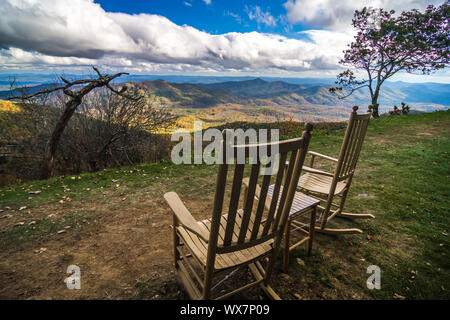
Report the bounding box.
[296,106,374,235]
[164,124,313,300]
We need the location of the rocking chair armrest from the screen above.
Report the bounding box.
[308,151,338,163]
[302,165,334,177]
[164,192,209,242]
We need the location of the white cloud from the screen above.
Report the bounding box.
[284,0,443,30]
[301,30,354,67]
[224,11,243,24]
[0,47,96,69]
[203,0,212,5]
[245,5,277,27]
[0,0,139,59]
[0,0,447,82]
[0,0,354,74]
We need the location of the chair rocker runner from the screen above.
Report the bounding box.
[297,106,374,235]
[164,124,313,300]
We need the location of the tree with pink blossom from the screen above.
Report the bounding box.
[330,3,449,117]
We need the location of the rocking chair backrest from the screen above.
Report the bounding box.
[335,106,371,181]
[208,124,313,256]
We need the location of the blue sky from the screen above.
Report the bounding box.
[0,0,447,82]
[97,0,311,38]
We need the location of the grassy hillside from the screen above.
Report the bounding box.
[204,78,306,97]
[0,111,448,299]
[132,79,239,108]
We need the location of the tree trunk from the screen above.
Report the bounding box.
[40,97,81,179]
[7,67,133,180]
[371,102,380,118]
[371,89,380,118]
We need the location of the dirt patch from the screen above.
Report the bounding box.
[0,171,264,300]
[0,184,179,299]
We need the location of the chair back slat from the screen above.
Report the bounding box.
[341,116,361,177]
[336,106,371,180]
[237,163,261,243]
[250,170,272,240]
[348,115,370,174]
[262,151,287,236]
[271,149,298,233]
[206,161,228,258]
[223,163,245,246]
[339,115,358,177]
[210,125,312,255]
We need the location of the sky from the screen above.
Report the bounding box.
[0,0,448,82]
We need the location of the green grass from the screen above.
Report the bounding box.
[0,209,98,250]
[284,111,450,299]
[359,112,450,299]
[1,110,449,299]
[0,160,214,210]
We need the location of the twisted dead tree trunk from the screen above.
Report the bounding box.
[7,66,140,179]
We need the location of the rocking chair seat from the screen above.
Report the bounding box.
[298,172,347,195]
[177,210,273,271]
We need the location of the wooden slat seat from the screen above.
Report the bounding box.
[298,172,347,195]
[177,210,273,271]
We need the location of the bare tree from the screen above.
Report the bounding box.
[65,88,177,171]
[7,66,140,179]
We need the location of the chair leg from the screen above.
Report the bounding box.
[173,215,180,268]
[249,263,281,300]
[307,206,317,256]
[282,220,291,273]
[263,231,284,286]
[320,189,336,229]
[334,181,374,219]
[261,284,281,300]
[202,262,215,300]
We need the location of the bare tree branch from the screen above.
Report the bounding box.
[6,66,142,179]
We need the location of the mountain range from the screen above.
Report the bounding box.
[1,76,448,125]
[128,78,449,125]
